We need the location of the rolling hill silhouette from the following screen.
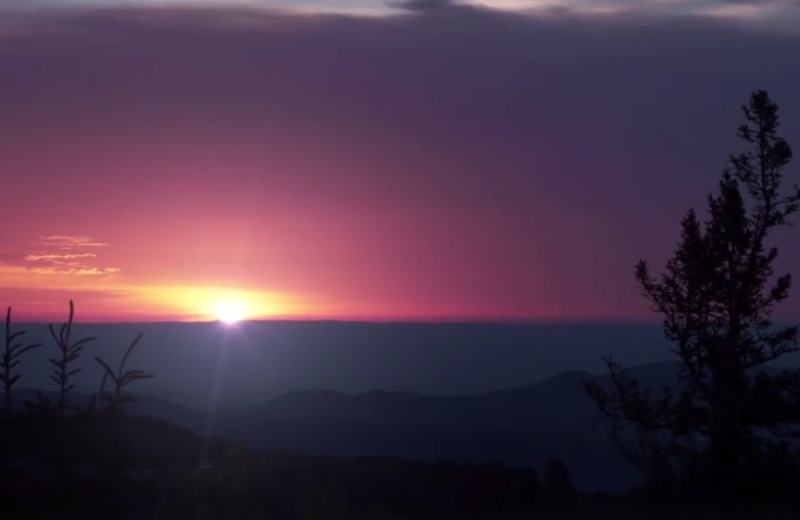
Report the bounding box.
[13,360,797,492]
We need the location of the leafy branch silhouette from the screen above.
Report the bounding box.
[94,332,154,482]
[96,333,154,412]
[1,307,41,411]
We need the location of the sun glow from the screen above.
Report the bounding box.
[215,300,246,324]
[95,284,317,322]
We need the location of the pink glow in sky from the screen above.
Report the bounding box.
[1,4,800,322]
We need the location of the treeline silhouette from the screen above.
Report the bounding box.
[2,90,800,518]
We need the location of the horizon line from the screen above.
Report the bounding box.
[4,316,685,325]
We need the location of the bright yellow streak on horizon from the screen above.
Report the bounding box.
[131,284,317,321]
[0,265,324,320]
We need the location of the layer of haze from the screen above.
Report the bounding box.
[1,0,800,322]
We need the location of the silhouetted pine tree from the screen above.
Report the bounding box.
[583,90,800,508]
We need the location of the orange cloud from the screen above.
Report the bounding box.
[25,253,97,261]
[0,234,120,282]
[28,266,121,276]
[36,235,110,248]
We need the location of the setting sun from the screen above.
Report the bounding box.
[215,300,246,323]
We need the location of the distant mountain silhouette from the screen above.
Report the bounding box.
[11,321,710,404]
[14,360,796,492]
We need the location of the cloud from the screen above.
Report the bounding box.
[0,235,119,281]
[0,0,798,23]
[25,253,97,261]
[723,0,799,4]
[390,0,462,11]
[21,250,120,275]
[29,266,121,276]
[37,235,109,248]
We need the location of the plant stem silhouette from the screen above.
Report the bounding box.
[95,332,154,481]
[95,332,154,412]
[1,307,41,411]
[47,300,95,417]
[583,90,800,508]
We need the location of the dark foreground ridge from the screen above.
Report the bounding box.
[2,406,799,519]
[11,359,794,493]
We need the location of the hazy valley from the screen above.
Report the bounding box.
[12,321,800,492]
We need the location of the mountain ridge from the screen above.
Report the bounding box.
[12,360,798,492]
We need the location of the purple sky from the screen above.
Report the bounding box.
[1,0,799,321]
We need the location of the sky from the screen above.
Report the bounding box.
[1,0,800,322]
